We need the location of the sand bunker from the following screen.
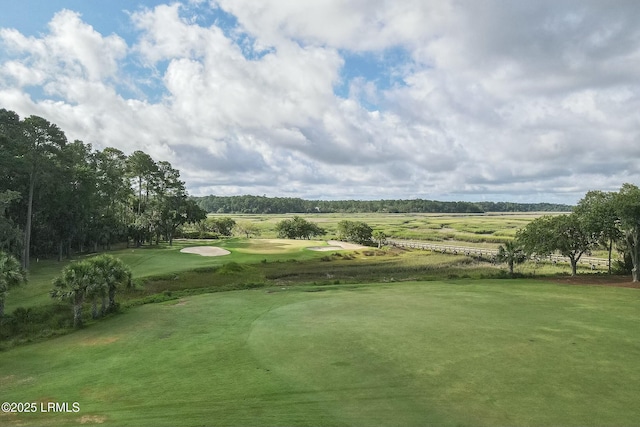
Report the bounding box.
[180,246,231,257]
[306,245,344,252]
[307,240,368,251]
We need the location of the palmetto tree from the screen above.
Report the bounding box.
[0,251,26,317]
[51,260,96,328]
[51,255,132,327]
[90,254,132,313]
[496,240,527,276]
[87,276,108,319]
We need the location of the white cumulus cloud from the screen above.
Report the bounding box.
[1,1,639,203]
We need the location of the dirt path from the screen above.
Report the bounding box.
[542,275,640,289]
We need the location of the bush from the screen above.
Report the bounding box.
[178,230,220,239]
[613,252,633,274]
[218,262,244,274]
[337,220,373,245]
[0,303,73,346]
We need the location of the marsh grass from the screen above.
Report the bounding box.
[200,212,541,246]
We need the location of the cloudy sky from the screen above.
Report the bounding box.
[1,1,639,203]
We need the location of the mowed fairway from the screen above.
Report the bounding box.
[2,281,640,426]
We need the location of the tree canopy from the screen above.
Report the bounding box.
[337,220,373,245]
[517,213,595,276]
[51,254,132,328]
[275,217,326,239]
[193,195,572,214]
[612,184,640,282]
[0,251,26,317]
[0,108,206,269]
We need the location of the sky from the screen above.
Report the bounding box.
[1,1,639,204]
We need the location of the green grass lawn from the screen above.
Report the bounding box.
[4,238,329,312]
[2,280,639,426]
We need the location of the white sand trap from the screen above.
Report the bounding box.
[306,245,344,252]
[307,240,369,251]
[180,246,231,257]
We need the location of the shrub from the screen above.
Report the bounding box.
[218,262,244,274]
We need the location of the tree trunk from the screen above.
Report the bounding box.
[137,177,142,215]
[631,233,640,282]
[91,299,99,319]
[101,296,108,316]
[0,298,5,317]
[570,258,577,276]
[632,249,639,282]
[607,238,613,275]
[23,172,35,271]
[73,297,83,328]
[509,260,515,276]
[108,288,117,311]
[58,241,63,262]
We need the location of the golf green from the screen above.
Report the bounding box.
[1,280,639,426]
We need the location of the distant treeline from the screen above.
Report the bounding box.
[193,195,573,214]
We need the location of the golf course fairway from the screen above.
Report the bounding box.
[1,280,639,426]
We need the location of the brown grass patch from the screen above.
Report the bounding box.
[80,336,120,346]
[543,275,640,289]
[80,415,107,424]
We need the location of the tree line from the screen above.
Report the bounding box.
[0,108,206,271]
[501,184,640,281]
[193,195,572,214]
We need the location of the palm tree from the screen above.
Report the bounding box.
[51,261,96,328]
[89,254,132,313]
[87,276,108,319]
[496,240,527,276]
[0,251,26,317]
[372,230,387,249]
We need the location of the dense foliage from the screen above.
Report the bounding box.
[516,183,640,281]
[337,220,373,245]
[194,195,572,214]
[51,254,131,328]
[0,108,206,270]
[275,216,326,239]
[495,241,526,276]
[0,251,25,317]
[517,213,594,276]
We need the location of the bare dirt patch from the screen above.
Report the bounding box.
[543,275,640,289]
[80,337,120,346]
[80,415,107,424]
[180,246,231,257]
[307,240,369,251]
